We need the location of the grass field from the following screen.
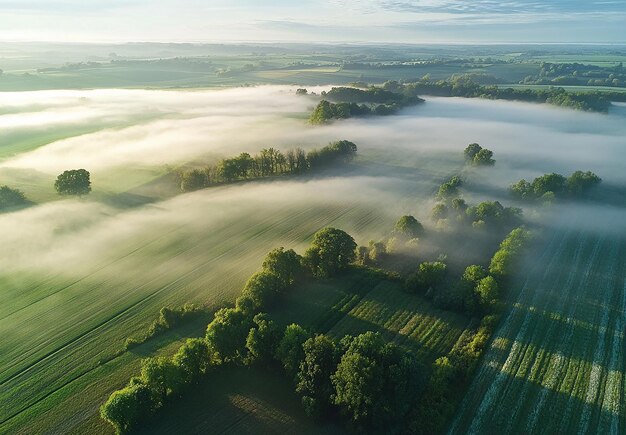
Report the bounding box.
[0,186,405,434]
[140,268,473,435]
[450,224,626,434]
[270,269,473,365]
[1,85,624,434]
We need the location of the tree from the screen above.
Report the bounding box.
[567,170,601,195]
[246,313,281,365]
[276,324,311,379]
[0,185,27,211]
[235,271,281,314]
[531,173,566,197]
[172,338,212,385]
[205,308,252,363]
[437,176,463,200]
[475,276,499,309]
[489,227,531,277]
[462,265,487,284]
[303,227,357,278]
[431,203,449,220]
[394,215,424,239]
[262,247,303,288]
[140,357,182,401]
[54,169,91,196]
[296,334,341,418]
[100,382,158,434]
[332,332,424,431]
[405,261,447,294]
[510,179,533,199]
[473,148,495,166]
[464,143,482,162]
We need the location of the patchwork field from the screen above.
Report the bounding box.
[450,225,626,434]
[1,86,625,434]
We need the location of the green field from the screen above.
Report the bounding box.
[450,226,626,434]
[132,268,473,434]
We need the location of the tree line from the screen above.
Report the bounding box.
[510,170,601,202]
[101,222,531,434]
[383,76,613,113]
[308,86,424,124]
[179,140,357,192]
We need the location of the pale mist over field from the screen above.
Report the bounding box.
[0,87,625,273]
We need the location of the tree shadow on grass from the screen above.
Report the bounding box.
[136,367,344,435]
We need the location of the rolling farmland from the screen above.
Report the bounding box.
[450,225,626,434]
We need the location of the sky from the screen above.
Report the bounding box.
[0,0,625,44]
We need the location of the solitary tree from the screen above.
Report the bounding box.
[54,169,91,196]
[394,215,424,239]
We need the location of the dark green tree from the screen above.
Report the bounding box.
[296,334,341,418]
[0,185,27,211]
[172,338,213,385]
[464,143,482,162]
[246,313,281,365]
[54,169,91,196]
[405,261,447,294]
[276,324,311,379]
[100,382,158,434]
[332,332,424,431]
[303,227,357,278]
[394,215,424,239]
[205,308,252,363]
[262,247,303,288]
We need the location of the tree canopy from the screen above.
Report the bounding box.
[394,215,424,239]
[304,227,357,278]
[54,169,91,196]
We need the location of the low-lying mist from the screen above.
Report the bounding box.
[0,86,624,282]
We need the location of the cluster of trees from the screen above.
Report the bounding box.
[433,196,521,231]
[102,227,430,434]
[54,169,91,196]
[356,215,425,266]
[510,170,601,202]
[403,227,530,432]
[101,227,359,433]
[403,225,529,316]
[309,86,424,124]
[521,62,626,88]
[401,76,612,112]
[0,185,28,211]
[101,216,534,434]
[180,141,357,192]
[463,143,495,166]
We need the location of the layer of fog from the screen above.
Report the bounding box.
[0,175,411,274]
[2,88,624,186]
[1,86,625,272]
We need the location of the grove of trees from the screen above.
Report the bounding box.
[463,143,495,166]
[102,221,531,434]
[179,140,357,192]
[510,170,601,201]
